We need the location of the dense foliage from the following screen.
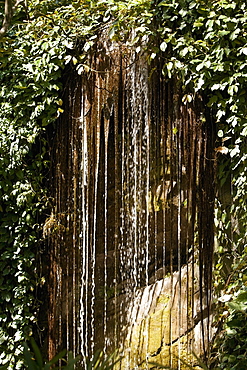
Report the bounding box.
[23,338,80,370]
[0,0,247,368]
[0,2,67,368]
[215,290,247,370]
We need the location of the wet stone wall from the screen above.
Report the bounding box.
[44,36,216,368]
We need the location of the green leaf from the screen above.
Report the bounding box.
[218,30,230,37]
[193,21,203,27]
[44,349,67,369]
[230,145,240,158]
[23,342,38,370]
[160,41,167,52]
[207,95,218,106]
[240,47,247,55]
[236,291,247,303]
[227,318,243,328]
[240,125,247,136]
[228,301,246,312]
[62,352,80,370]
[218,130,224,138]
[30,338,43,369]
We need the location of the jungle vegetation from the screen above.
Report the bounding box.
[0,0,247,368]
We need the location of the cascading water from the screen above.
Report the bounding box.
[44,35,215,369]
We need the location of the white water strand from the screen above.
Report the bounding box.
[90,94,102,357]
[142,62,150,368]
[130,56,149,291]
[79,94,89,364]
[177,117,182,370]
[119,53,152,367]
[104,118,109,354]
[131,65,138,291]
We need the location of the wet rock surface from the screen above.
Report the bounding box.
[106,263,212,369]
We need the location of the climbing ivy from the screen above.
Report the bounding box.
[0,4,67,368]
[0,0,247,368]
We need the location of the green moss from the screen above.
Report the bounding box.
[157,293,170,305]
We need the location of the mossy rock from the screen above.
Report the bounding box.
[117,264,207,369]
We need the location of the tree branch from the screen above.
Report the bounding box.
[0,0,23,38]
[0,0,13,37]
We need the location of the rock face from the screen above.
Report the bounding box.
[44,33,215,367]
[105,263,212,369]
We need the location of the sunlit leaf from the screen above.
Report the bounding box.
[160,41,167,51]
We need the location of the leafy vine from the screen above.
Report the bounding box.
[0,0,247,368]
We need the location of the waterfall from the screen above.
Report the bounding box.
[45,36,215,368]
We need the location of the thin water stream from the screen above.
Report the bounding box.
[45,38,215,369]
